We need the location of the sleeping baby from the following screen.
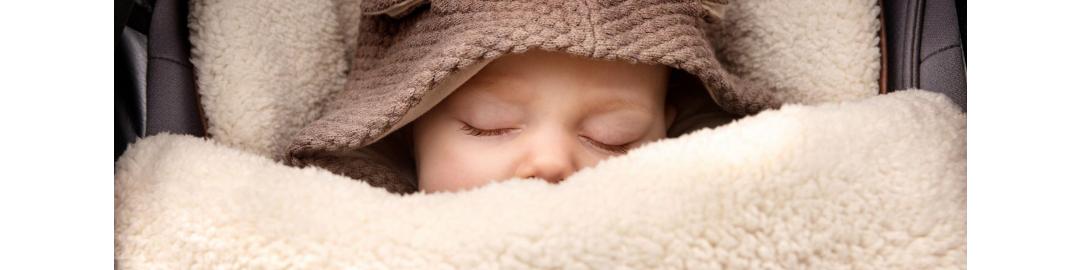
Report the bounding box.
[411,50,675,192]
[285,0,738,194]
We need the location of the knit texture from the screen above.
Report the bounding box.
[285,0,771,192]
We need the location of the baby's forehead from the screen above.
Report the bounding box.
[470,66,666,94]
[436,85,656,123]
[454,75,663,112]
[439,51,672,116]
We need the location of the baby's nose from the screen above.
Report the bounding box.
[513,141,577,184]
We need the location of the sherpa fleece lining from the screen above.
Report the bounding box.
[115,90,966,269]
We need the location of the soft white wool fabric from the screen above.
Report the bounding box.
[116,90,966,269]
[712,0,882,104]
[188,0,881,157]
[188,0,363,156]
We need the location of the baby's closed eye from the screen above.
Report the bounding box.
[581,112,654,143]
[457,119,651,155]
[458,121,637,154]
[459,122,517,136]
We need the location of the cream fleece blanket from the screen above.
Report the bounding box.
[115,90,966,269]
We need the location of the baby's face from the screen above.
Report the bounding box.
[412,50,673,192]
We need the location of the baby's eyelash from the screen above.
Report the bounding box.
[461,123,631,153]
[585,138,631,154]
[460,124,514,136]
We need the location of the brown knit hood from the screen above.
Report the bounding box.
[285,0,754,193]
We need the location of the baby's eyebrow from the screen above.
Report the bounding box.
[464,76,534,104]
[588,98,652,115]
[462,75,654,115]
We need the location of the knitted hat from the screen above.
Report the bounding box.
[286,0,755,193]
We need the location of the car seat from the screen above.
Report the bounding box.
[116,0,205,160]
[113,0,967,159]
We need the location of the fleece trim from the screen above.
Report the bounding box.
[709,0,881,105]
[187,0,364,156]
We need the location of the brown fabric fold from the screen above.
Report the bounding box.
[285,0,766,193]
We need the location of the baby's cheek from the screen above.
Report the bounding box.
[421,141,513,192]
